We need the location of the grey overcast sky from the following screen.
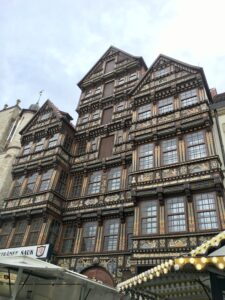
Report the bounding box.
[0,0,225,121]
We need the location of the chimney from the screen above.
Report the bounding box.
[3,104,8,110]
[210,88,217,99]
[16,99,21,106]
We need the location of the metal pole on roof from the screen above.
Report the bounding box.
[11,268,23,300]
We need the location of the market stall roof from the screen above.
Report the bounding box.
[117,230,225,299]
[0,256,119,300]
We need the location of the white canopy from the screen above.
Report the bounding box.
[0,256,119,300]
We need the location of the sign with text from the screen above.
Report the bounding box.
[0,244,50,259]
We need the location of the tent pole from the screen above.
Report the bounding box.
[11,268,23,300]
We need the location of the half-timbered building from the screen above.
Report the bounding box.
[0,46,224,287]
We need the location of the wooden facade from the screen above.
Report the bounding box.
[0,46,224,286]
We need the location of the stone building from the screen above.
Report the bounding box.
[0,46,224,287]
[0,100,38,204]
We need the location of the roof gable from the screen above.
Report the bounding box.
[78,46,147,88]
[20,99,73,135]
[130,54,205,97]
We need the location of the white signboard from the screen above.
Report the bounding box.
[0,244,50,259]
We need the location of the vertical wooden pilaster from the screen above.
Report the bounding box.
[40,218,52,244]
[96,226,103,252]
[187,201,195,232]
[217,196,225,229]
[37,221,48,244]
[22,224,30,246]
[119,223,126,251]
[159,205,165,234]
[134,207,139,235]
[82,175,88,196]
[121,168,127,189]
[74,227,82,253]
[6,227,16,248]
[132,148,137,172]
[206,130,215,156]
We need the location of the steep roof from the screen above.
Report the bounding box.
[130,54,213,103]
[77,45,147,88]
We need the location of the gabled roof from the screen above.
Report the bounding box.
[77,45,147,88]
[20,99,74,135]
[130,54,213,103]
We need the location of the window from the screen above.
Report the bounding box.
[38,169,53,192]
[38,111,52,122]
[23,142,32,155]
[126,216,134,250]
[63,136,72,153]
[101,107,113,124]
[0,222,13,248]
[158,97,173,114]
[103,81,114,98]
[80,114,89,124]
[92,110,100,120]
[155,67,170,78]
[61,224,76,253]
[82,222,97,252]
[70,175,83,197]
[167,197,186,232]
[34,139,45,152]
[90,139,97,152]
[180,89,198,107]
[116,102,125,111]
[117,132,123,144]
[88,171,102,194]
[76,140,86,155]
[105,59,115,73]
[118,77,125,85]
[11,176,24,197]
[95,86,101,94]
[141,201,158,234]
[10,220,27,247]
[195,193,218,230]
[56,171,68,196]
[103,219,120,251]
[129,73,137,81]
[138,104,151,120]
[24,173,38,195]
[47,220,60,246]
[186,131,207,160]
[139,143,154,170]
[162,139,178,165]
[48,133,59,148]
[107,167,121,191]
[85,89,92,97]
[26,218,42,245]
[99,135,114,159]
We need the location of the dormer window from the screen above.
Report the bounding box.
[155,67,170,78]
[118,78,125,85]
[104,59,115,73]
[39,111,51,122]
[129,73,137,81]
[95,86,101,94]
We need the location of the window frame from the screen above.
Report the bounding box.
[11,175,25,197]
[107,167,121,191]
[194,193,219,231]
[138,143,154,170]
[140,200,159,235]
[48,133,59,148]
[70,174,83,198]
[26,218,42,246]
[154,67,170,78]
[180,89,198,108]
[137,104,151,120]
[34,138,45,153]
[166,197,187,233]
[81,222,97,253]
[38,169,53,192]
[22,142,32,155]
[161,138,178,165]
[0,222,13,248]
[126,216,134,250]
[103,219,120,252]
[10,220,27,248]
[158,97,173,114]
[61,223,76,254]
[185,131,207,160]
[87,171,102,195]
[23,173,38,195]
